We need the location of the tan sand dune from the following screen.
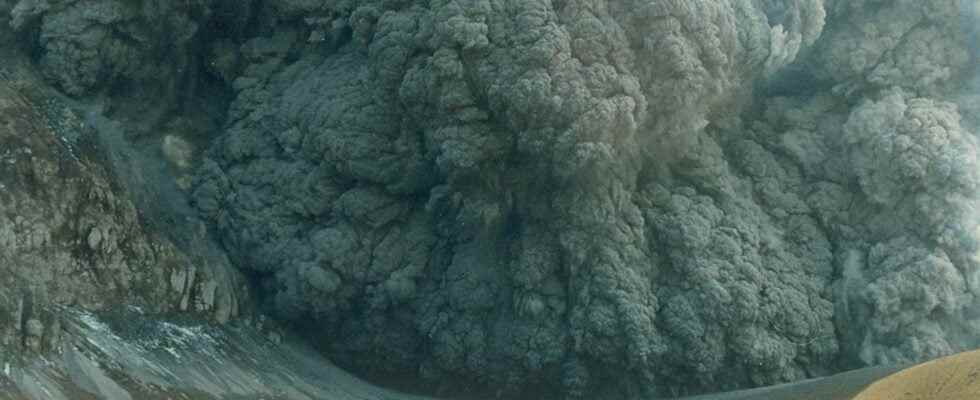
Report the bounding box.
[681,350,980,400]
[854,350,980,400]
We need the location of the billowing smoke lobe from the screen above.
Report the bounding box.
[964,0,980,58]
[185,1,980,398]
[189,1,980,398]
[961,0,980,121]
[5,0,980,399]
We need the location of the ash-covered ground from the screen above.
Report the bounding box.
[2,1,980,399]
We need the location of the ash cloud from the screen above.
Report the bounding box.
[963,0,980,55]
[8,0,980,399]
[186,1,980,398]
[960,0,980,129]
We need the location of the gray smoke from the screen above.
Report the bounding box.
[960,0,980,129]
[8,0,980,399]
[184,1,980,398]
[963,0,980,54]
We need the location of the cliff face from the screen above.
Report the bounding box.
[0,53,418,400]
[0,57,247,368]
[3,0,980,399]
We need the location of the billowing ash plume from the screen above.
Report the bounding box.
[187,1,977,398]
[960,0,980,129]
[963,0,980,54]
[6,0,980,399]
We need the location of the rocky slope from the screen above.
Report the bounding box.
[0,308,434,400]
[0,55,426,397]
[0,56,247,356]
[2,0,980,399]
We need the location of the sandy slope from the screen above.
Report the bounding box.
[854,350,980,400]
[681,350,980,400]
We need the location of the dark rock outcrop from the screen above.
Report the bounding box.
[0,59,247,367]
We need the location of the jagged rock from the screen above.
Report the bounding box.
[0,61,249,361]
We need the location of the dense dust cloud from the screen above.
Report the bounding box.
[6,0,980,399]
